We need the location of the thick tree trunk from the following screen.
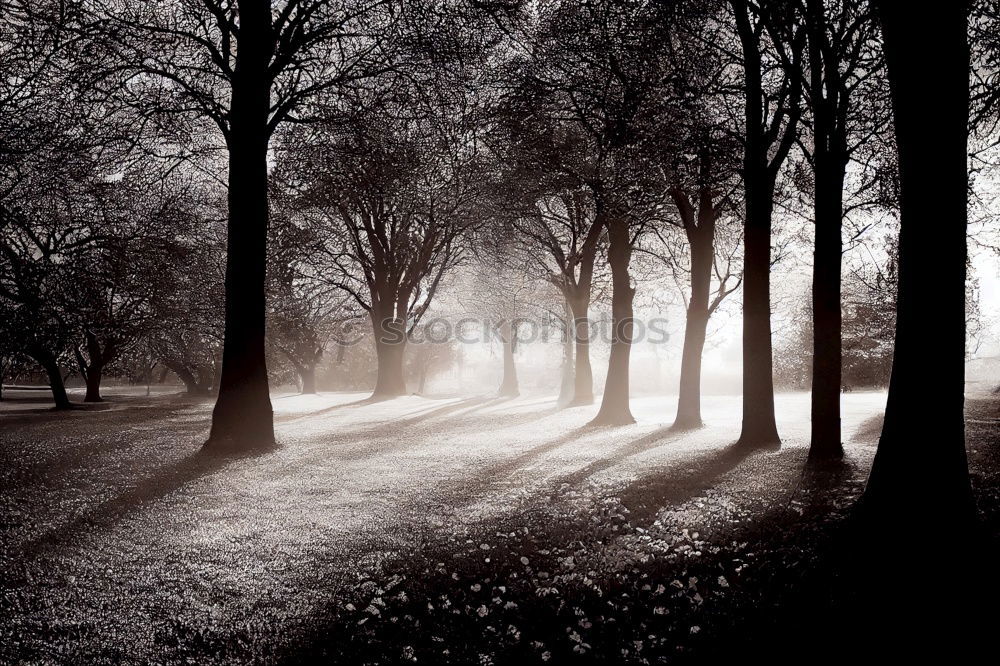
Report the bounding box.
[30,347,71,410]
[809,149,846,459]
[371,312,408,398]
[738,187,780,448]
[498,320,519,398]
[207,0,275,450]
[84,362,103,403]
[861,0,973,525]
[592,217,635,425]
[373,339,407,397]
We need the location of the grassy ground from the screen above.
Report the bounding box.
[1,386,997,664]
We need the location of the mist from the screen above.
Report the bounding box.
[2,0,999,663]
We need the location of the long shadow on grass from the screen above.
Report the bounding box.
[283,445,818,664]
[7,446,266,564]
[555,426,688,488]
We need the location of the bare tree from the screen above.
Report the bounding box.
[513,188,606,406]
[87,0,400,448]
[727,0,803,449]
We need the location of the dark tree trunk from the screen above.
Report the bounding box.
[84,363,103,403]
[208,0,275,450]
[731,0,793,450]
[805,0,846,461]
[861,0,974,525]
[72,333,111,403]
[498,319,519,397]
[809,149,846,459]
[592,216,635,425]
[373,341,407,397]
[30,347,71,410]
[372,314,408,398]
[163,361,211,396]
[738,187,780,448]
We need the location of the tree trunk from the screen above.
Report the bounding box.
[418,364,429,395]
[372,314,408,398]
[592,217,635,425]
[498,319,519,397]
[163,361,211,395]
[809,149,846,459]
[568,295,594,405]
[805,0,846,461]
[84,361,103,403]
[738,185,781,448]
[30,347,71,410]
[731,0,784,450]
[207,0,275,450]
[557,302,575,407]
[300,365,317,394]
[673,191,715,430]
[861,0,973,525]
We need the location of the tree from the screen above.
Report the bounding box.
[513,188,606,405]
[89,0,400,448]
[798,0,885,460]
[664,155,743,430]
[727,0,804,449]
[860,0,975,525]
[282,95,476,399]
[506,0,680,425]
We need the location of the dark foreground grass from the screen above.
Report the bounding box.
[284,399,1000,665]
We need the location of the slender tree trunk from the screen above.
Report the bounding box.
[809,148,846,459]
[861,0,973,525]
[300,365,317,394]
[498,319,519,397]
[805,0,846,461]
[557,301,575,407]
[731,0,785,449]
[418,365,429,395]
[592,216,635,425]
[208,0,275,449]
[674,232,713,429]
[568,295,594,405]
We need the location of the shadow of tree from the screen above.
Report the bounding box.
[10,447,267,562]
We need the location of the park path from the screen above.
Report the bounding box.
[0,388,887,663]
